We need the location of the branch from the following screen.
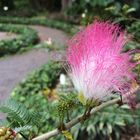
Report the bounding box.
[33,98,120,140]
[33,77,139,140]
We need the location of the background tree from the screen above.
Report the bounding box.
[28,0,61,11]
[1,0,15,10]
[61,0,72,11]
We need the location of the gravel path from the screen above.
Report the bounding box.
[30,25,68,45]
[0,32,18,40]
[0,25,68,101]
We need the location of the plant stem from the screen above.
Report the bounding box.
[33,98,120,140]
[19,132,28,140]
[66,110,70,122]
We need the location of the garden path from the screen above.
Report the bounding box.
[30,25,68,45]
[0,32,18,40]
[0,25,68,104]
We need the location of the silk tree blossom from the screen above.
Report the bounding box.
[66,21,139,104]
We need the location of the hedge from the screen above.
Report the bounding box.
[0,16,78,35]
[0,23,38,56]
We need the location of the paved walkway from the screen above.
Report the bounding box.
[0,32,18,40]
[30,25,68,45]
[0,25,68,101]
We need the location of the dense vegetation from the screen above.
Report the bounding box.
[9,61,140,140]
[0,17,77,34]
[0,0,140,140]
[0,24,38,56]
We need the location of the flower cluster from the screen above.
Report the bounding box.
[66,21,139,106]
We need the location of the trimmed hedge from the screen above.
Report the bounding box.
[0,16,78,56]
[0,16,78,35]
[12,61,63,97]
[0,16,138,51]
[0,23,38,56]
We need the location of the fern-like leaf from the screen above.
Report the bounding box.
[14,125,32,133]
[0,99,41,127]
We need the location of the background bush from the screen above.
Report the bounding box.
[0,16,77,35]
[11,60,140,140]
[0,23,38,56]
[0,1,140,139]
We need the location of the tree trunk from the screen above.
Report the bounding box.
[28,0,42,10]
[61,0,72,11]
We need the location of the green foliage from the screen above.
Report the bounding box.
[0,99,40,128]
[127,21,140,42]
[67,0,114,16]
[13,92,54,136]
[0,16,77,56]
[67,1,138,25]
[124,41,140,51]
[67,0,134,25]
[118,20,140,52]
[11,61,65,138]
[0,16,78,35]
[0,16,139,140]
[14,125,32,133]
[12,61,63,97]
[0,23,38,56]
[55,93,80,123]
[105,4,136,18]
[11,60,140,139]
[53,99,140,140]
[71,104,140,140]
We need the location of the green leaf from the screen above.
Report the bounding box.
[78,92,86,105]
[107,123,112,134]
[126,8,136,14]
[0,99,41,127]
[62,130,73,140]
[99,122,104,130]
[14,125,32,133]
[114,120,125,126]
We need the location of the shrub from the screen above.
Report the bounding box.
[0,16,78,35]
[11,61,65,138]
[11,61,140,140]
[0,23,38,56]
[127,21,140,43]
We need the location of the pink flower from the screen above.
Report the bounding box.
[66,21,138,103]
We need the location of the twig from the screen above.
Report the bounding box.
[33,98,120,140]
[19,132,28,140]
